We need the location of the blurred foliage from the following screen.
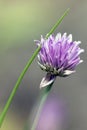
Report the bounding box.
[0,1,43,49]
[0,0,68,52]
[0,108,24,130]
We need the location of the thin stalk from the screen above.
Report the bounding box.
[46,8,69,38]
[0,46,41,127]
[31,84,53,130]
[0,8,69,127]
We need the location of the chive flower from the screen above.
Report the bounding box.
[35,33,84,88]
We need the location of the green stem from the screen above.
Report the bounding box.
[0,8,69,127]
[46,8,70,38]
[0,46,41,127]
[31,84,52,130]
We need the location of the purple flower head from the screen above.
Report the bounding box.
[35,33,84,88]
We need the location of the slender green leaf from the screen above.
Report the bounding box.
[0,8,70,128]
[46,8,70,38]
[0,46,41,127]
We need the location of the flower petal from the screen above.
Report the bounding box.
[40,73,56,88]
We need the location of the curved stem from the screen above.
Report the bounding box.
[31,84,53,130]
[0,8,69,128]
[46,8,69,38]
[0,46,41,127]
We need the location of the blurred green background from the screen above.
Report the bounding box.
[0,0,87,130]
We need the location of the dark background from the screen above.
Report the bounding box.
[0,0,87,130]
